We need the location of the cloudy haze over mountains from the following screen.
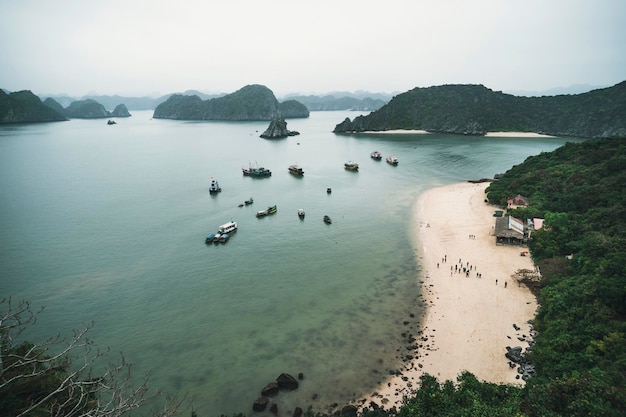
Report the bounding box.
[1,0,624,97]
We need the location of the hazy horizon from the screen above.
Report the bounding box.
[1,1,625,98]
[2,82,615,101]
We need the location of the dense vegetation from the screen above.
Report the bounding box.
[485,138,626,415]
[153,84,309,120]
[0,90,66,123]
[334,82,626,138]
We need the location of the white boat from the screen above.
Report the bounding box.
[218,221,237,234]
[298,208,305,218]
[386,156,399,166]
[209,178,222,193]
[370,151,382,160]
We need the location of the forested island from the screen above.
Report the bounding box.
[152,84,309,121]
[0,89,131,123]
[0,90,67,123]
[334,81,626,138]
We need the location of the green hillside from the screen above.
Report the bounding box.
[334,82,626,138]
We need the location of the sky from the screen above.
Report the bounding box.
[1,0,625,98]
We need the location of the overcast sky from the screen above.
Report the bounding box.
[1,0,625,98]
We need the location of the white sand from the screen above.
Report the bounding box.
[484,132,555,138]
[360,129,431,134]
[357,130,553,137]
[362,182,537,409]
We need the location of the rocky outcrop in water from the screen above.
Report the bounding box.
[153,84,309,121]
[111,104,131,117]
[252,373,303,414]
[260,119,300,139]
[61,99,131,119]
[64,99,111,118]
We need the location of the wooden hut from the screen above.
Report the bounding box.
[495,216,525,245]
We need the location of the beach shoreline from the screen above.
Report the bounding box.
[358,129,554,138]
[361,182,538,410]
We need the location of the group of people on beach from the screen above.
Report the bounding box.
[435,253,509,288]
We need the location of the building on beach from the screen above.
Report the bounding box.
[495,216,525,245]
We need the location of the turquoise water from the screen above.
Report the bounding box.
[0,112,581,415]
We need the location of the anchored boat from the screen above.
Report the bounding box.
[256,205,277,217]
[288,164,304,176]
[242,163,272,177]
[386,156,399,166]
[344,161,359,171]
[209,178,222,193]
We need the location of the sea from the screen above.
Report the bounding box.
[0,111,582,416]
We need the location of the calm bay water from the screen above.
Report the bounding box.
[0,111,581,415]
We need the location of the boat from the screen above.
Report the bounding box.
[344,161,359,171]
[327,188,332,194]
[242,163,272,177]
[256,205,277,217]
[107,119,117,125]
[212,233,221,244]
[219,233,230,243]
[244,197,254,205]
[209,178,222,193]
[298,208,305,218]
[386,156,399,166]
[323,215,332,224]
[205,233,217,244]
[288,165,304,176]
[218,221,237,234]
[370,151,382,160]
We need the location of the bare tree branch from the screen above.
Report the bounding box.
[0,298,183,417]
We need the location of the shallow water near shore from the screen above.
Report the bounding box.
[0,111,581,415]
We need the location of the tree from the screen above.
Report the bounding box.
[0,298,182,417]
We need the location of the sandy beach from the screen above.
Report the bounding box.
[363,182,537,409]
[359,130,553,137]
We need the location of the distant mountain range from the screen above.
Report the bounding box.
[333,81,626,139]
[38,90,390,113]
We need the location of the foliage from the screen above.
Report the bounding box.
[0,89,67,123]
[333,82,626,138]
[395,373,523,417]
[487,138,626,415]
[0,298,181,417]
